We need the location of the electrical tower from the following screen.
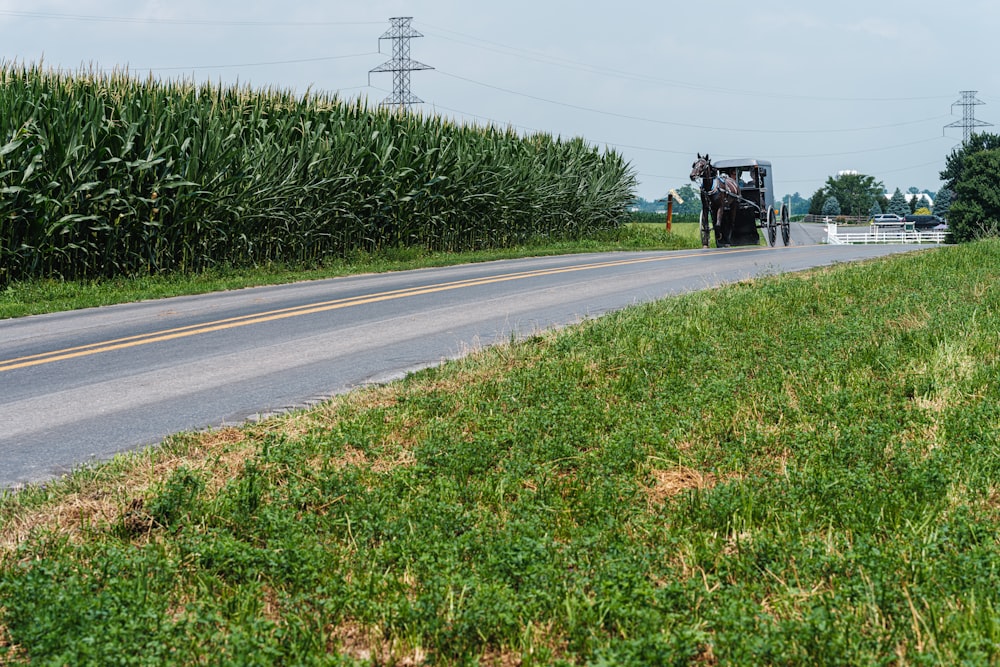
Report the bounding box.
[944,90,992,143]
[368,17,433,112]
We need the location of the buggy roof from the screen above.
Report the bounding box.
[713,159,772,170]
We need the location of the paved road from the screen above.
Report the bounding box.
[790,221,829,245]
[0,237,935,489]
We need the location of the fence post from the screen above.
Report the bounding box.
[666,193,673,233]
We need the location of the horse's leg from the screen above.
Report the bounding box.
[713,204,723,247]
[722,206,733,247]
[722,208,736,246]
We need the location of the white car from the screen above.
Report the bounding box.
[870,214,904,225]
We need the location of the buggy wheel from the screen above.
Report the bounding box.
[766,206,777,247]
[700,209,711,248]
[780,204,791,246]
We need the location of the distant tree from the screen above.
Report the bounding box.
[948,148,1000,241]
[907,186,920,195]
[822,196,841,216]
[912,193,934,212]
[887,188,910,216]
[672,184,702,216]
[783,192,810,216]
[869,200,883,217]
[631,197,670,213]
[935,187,953,218]
[808,186,828,215]
[941,132,1000,192]
[821,172,885,218]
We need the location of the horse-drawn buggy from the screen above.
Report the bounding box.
[690,154,790,248]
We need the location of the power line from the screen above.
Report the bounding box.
[137,52,379,72]
[875,159,950,176]
[0,10,382,27]
[434,101,950,160]
[416,20,955,104]
[602,136,950,160]
[434,69,951,135]
[429,102,544,134]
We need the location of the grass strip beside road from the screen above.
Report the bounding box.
[2,239,998,664]
[0,224,698,320]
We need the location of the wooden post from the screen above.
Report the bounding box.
[666,193,673,233]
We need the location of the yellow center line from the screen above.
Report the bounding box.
[0,246,768,373]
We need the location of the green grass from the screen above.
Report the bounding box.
[2,240,999,665]
[0,224,697,319]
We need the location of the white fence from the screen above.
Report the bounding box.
[825,223,950,245]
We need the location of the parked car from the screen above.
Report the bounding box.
[904,214,946,230]
[870,213,904,225]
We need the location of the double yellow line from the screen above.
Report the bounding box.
[0,248,763,373]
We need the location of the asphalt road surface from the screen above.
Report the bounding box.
[0,230,940,488]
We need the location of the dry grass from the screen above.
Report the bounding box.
[982,487,1000,521]
[0,487,120,553]
[0,615,27,664]
[326,621,428,665]
[887,305,931,332]
[0,426,254,554]
[325,620,555,666]
[695,642,719,665]
[479,649,525,667]
[644,466,719,507]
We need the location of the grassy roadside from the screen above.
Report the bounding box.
[2,239,997,665]
[0,224,699,320]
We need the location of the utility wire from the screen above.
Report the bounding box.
[872,159,948,177]
[138,52,379,72]
[434,69,951,135]
[417,20,955,104]
[0,10,959,104]
[428,102,544,134]
[430,99,952,160]
[0,10,383,27]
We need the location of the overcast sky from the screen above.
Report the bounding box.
[2,1,997,201]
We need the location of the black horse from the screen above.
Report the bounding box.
[690,153,739,248]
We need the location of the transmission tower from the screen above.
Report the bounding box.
[368,17,433,112]
[944,90,992,143]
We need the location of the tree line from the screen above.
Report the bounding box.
[808,178,936,219]
[805,134,1000,241]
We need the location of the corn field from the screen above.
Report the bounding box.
[0,63,636,285]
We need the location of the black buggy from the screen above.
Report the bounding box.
[695,158,790,248]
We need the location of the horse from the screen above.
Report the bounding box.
[690,153,739,247]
